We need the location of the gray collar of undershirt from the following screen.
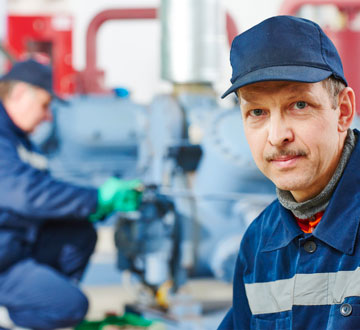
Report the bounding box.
[277,129,356,219]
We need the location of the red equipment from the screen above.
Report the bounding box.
[280,0,360,115]
[7,15,75,97]
[6,8,239,96]
[78,8,239,94]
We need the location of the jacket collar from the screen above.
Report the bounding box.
[263,130,360,254]
[262,203,303,252]
[314,129,360,255]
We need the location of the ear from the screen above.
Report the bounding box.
[337,87,356,132]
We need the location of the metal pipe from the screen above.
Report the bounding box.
[226,12,238,46]
[81,7,238,93]
[158,187,274,202]
[161,0,223,84]
[85,8,157,71]
[279,0,360,15]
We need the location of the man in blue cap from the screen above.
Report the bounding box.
[218,16,359,329]
[0,58,142,329]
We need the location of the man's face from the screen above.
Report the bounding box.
[238,81,345,202]
[8,83,52,133]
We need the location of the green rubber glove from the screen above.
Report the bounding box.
[89,177,143,222]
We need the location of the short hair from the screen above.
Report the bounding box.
[0,80,16,101]
[322,76,346,109]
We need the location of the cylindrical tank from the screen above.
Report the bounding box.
[160,0,224,84]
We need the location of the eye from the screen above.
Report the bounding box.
[293,101,307,110]
[249,109,265,117]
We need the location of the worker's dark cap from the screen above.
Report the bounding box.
[0,58,66,103]
[222,15,348,98]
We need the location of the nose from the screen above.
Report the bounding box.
[267,114,294,147]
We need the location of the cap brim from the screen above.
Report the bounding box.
[221,66,334,99]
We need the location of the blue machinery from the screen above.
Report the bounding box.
[34,89,275,327]
[31,0,276,326]
[34,84,275,285]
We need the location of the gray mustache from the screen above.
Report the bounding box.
[265,150,307,162]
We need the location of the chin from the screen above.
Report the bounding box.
[272,179,309,193]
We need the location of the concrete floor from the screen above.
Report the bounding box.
[83,279,232,318]
[82,280,232,329]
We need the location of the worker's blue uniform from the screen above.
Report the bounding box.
[218,130,360,330]
[0,103,99,329]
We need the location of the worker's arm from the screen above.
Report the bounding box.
[0,138,98,220]
[0,137,143,222]
[0,138,142,223]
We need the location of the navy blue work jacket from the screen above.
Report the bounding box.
[219,130,360,329]
[0,102,98,270]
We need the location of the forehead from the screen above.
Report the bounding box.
[237,81,325,102]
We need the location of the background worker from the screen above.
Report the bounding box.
[218,16,359,329]
[0,58,142,329]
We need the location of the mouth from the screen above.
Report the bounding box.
[266,151,307,169]
[271,156,303,168]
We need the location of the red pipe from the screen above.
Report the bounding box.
[86,7,238,72]
[279,0,360,15]
[226,12,238,46]
[86,8,157,71]
[81,7,239,93]
[279,0,360,115]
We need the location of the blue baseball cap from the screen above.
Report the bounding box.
[0,58,66,103]
[222,15,348,98]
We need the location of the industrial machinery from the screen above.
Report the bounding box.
[6,0,360,326]
[26,0,276,293]
[112,0,275,293]
[15,2,274,324]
